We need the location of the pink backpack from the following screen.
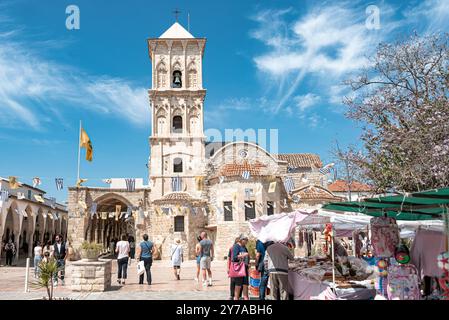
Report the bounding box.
[387,264,420,300]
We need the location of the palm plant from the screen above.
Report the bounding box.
[31,259,59,300]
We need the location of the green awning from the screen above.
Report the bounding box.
[322,187,449,221]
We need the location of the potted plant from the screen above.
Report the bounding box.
[80,241,103,261]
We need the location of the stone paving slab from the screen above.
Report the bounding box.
[0,258,233,300]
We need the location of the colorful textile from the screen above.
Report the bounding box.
[410,228,447,278]
[370,217,399,258]
[387,264,420,300]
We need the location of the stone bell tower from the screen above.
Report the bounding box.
[147,22,207,200]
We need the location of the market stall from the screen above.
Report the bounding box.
[322,187,449,300]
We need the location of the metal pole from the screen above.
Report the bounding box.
[77,120,82,184]
[24,257,30,293]
[331,231,336,289]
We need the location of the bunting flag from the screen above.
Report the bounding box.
[76,178,88,187]
[241,171,250,180]
[55,178,64,190]
[125,178,136,192]
[171,176,182,192]
[34,194,45,203]
[101,212,107,220]
[203,207,207,216]
[268,181,277,193]
[22,210,28,218]
[244,202,253,209]
[161,207,170,215]
[284,176,295,194]
[139,209,145,219]
[9,176,20,189]
[125,207,132,219]
[80,127,93,161]
[17,192,26,200]
[0,190,9,202]
[319,163,335,175]
[292,194,301,203]
[195,176,204,191]
[108,212,115,218]
[219,176,225,184]
[90,202,98,217]
[102,179,112,184]
[176,204,181,213]
[48,197,56,209]
[115,205,121,220]
[48,212,54,220]
[32,177,41,188]
[54,213,59,220]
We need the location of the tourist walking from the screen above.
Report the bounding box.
[116,234,130,285]
[33,241,43,277]
[4,239,15,266]
[199,231,214,287]
[194,235,202,282]
[137,234,154,285]
[53,234,67,286]
[265,241,294,300]
[170,239,183,280]
[256,240,274,300]
[227,237,240,300]
[231,235,250,300]
[129,236,136,259]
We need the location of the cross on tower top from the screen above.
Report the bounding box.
[173,8,181,22]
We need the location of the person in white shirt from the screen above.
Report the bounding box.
[115,234,130,285]
[170,239,183,280]
[33,241,43,278]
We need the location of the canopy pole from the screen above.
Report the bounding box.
[331,230,336,290]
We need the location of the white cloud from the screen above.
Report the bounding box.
[404,0,449,32]
[250,2,397,113]
[294,93,321,112]
[0,24,148,130]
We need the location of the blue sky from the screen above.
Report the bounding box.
[1,0,448,202]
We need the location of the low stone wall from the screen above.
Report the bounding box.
[68,259,112,292]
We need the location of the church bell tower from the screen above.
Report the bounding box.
[147,21,207,199]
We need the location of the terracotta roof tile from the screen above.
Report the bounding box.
[292,185,343,201]
[328,180,372,192]
[219,161,266,177]
[276,154,322,169]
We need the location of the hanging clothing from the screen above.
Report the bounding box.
[410,228,446,278]
[370,217,400,258]
[298,230,304,248]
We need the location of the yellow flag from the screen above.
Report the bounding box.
[195,176,204,191]
[76,178,88,187]
[115,205,121,221]
[80,127,93,162]
[9,176,20,189]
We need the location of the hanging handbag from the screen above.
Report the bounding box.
[229,246,247,278]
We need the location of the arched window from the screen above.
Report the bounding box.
[157,117,166,135]
[172,116,183,133]
[172,70,182,88]
[173,157,183,173]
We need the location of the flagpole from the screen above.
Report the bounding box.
[77,120,82,185]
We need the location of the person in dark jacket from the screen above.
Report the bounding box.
[52,234,67,286]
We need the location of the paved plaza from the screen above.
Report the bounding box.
[0,258,231,300]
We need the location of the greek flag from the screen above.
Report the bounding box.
[219,176,225,184]
[0,190,10,202]
[125,206,132,219]
[49,197,56,209]
[55,178,64,190]
[171,176,182,192]
[284,176,295,194]
[161,207,170,215]
[90,202,97,217]
[241,171,250,180]
[125,178,136,192]
[319,163,335,175]
[287,165,296,173]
